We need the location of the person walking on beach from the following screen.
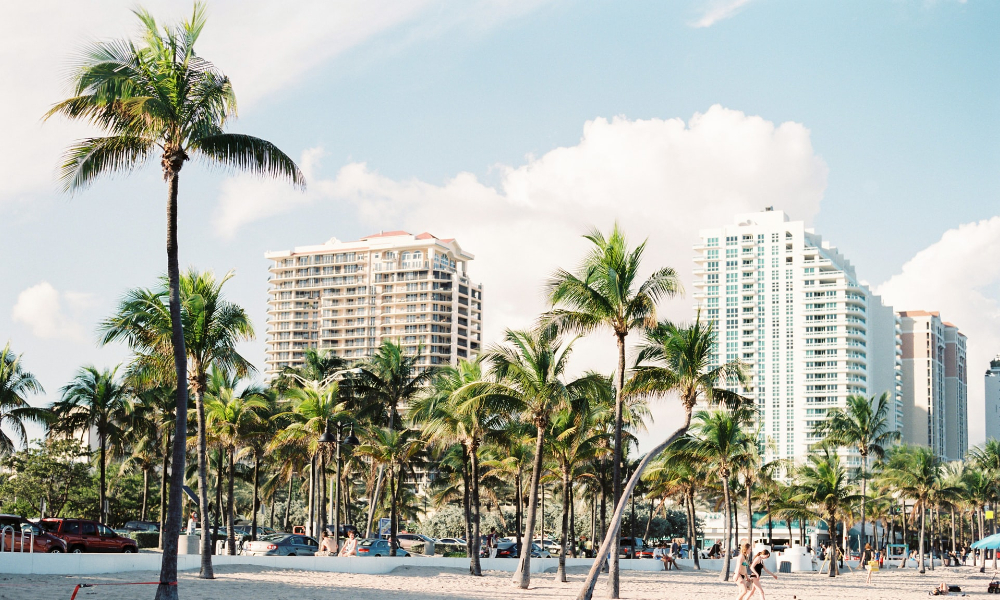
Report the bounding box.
[860,543,877,584]
[734,543,753,600]
[339,530,358,557]
[745,549,778,600]
[487,527,499,558]
[187,511,197,536]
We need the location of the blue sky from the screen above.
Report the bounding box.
[2,0,997,449]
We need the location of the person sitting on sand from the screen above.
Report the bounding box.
[318,532,338,556]
[339,530,358,557]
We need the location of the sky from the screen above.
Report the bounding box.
[2,0,998,452]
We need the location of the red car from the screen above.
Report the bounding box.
[38,518,138,553]
[0,514,67,553]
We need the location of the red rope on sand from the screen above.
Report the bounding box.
[69,581,175,600]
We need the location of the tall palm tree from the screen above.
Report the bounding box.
[0,343,49,456]
[52,365,131,524]
[47,5,303,595]
[792,448,861,577]
[814,392,900,552]
[242,389,280,541]
[481,326,592,589]
[576,316,747,600]
[356,427,424,556]
[101,268,254,575]
[204,367,267,554]
[354,340,435,536]
[683,409,753,581]
[545,223,681,599]
[643,446,706,569]
[274,348,348,392]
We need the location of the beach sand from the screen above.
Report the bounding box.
[0,563,992,599]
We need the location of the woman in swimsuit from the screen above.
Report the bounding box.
[746,549,778,600]
[735,543,753,600]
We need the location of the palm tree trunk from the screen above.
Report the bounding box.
[575,410,694,600]
[513,419,546,589]
[643,498,657,541]
[919,504,928,573]
[469,443,483,576]
[606,334,626,600]
[158,428,171,550]
[461,449,473,564]
[515,470,523,560]
[212,449,223,554]
[283,476,293,532]
[307,455,315,537]
[558,464,571,582]
[192,377,214,578]
[767,502,773,545]
[570,484,577,558]
[688,490,701,569]
[860,454,868,555]
[720,476,734,582]
[154,169,190,600]
[226,446,236,555]
[745,484,752,552]
[268,497,275,530]
[142,467,150,522]
[388,467,399,557]
[318,452,327,537]
[251,454,260,541]
[99,433,107,523]
[829,515,839,577]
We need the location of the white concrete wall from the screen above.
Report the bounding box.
[0,554,672,576]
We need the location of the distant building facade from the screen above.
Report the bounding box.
[898,311,967,461]
[984,357,1000,442]
[264,231,483,378]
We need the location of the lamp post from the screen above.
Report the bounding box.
[320,421,359,553]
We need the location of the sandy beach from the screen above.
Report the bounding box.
[0,564,993,600]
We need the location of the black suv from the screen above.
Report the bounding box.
[124,520,159,532]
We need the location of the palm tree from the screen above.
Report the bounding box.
[52,365,131,524]
[575,316,747,600]
[354,340,435,536]
[356,427,424,556]
[792,448,861,577]
[242,389,280,541]
[643,446,706,569]
[274,348,348,392]
[101,268,254,574]
[204,367,267,554]
[545,223,681,599]
[481,326,591,589]
[0,343,49,456]
[47,5,303,594]
[683,409,753,581]
[814,392,900,553]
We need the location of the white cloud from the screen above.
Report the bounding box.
[876,217,1000,447]
[0,0,554,205]
[216,105,829,449]
[11,282,94,342]
[692,0,753,28]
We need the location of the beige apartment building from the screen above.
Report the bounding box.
[264,231,483,377]
[898,311,968,461]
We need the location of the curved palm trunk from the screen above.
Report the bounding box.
[141,467,150,522]
[513,420,546,589]
[606,335,626,599]
[155,170,190,600]
[558,464,571,582]
[193,379,214,577]
[919,504,927,573]
[642,498,657,542]
[720,476,734,582]
[575,410,693,600]
[469,443,483,576]
[283,476,293,532]
[859,453,867,554]
[226,446,236,555]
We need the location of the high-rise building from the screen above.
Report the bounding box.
[898,312,967,460]
[264,231,483,378]
[984,357,1000,442]
[692,209,902,466]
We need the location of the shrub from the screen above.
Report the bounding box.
[130,532,160,549]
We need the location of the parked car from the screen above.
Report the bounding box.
[395,533,432,551]
[0,514,67,553]
[618,537,645,559]
[489,540,549,559]
[436,537,465,545]
[241,533,319,556]
[357,538,410,557]
[38,518,138,553]
[123,520,159,533]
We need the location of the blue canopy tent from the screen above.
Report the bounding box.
[971,533,1000,550]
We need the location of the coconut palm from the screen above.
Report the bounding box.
[274,348,349,392]
[643,446,706,569]
[792,448,861,577]
[814,392,900,552]
[575,315,747,600]
[682,409,753,581]
[0,343,49,456]
[355,427,424,556]
[204,367,267,554]
[101,268,254,573]
[46,5,303,593]
[242,389,280,541]
[545,224,681,599]
[51,365,131,524]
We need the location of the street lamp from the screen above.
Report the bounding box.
[320,420,359,554]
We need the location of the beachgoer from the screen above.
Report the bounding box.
[709,542,721,559]
[487,527,499,558]
[746,549,778,600]
[187,511,197,536]
[339,529,358,557]
[861,543,877,584]
[318,532,338,556]
[735,543,752,600]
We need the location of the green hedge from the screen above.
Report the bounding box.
[129,532,160,549]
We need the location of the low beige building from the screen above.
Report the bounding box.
[264,231,483,377]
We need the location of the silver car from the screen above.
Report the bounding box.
[242,533,319,556]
